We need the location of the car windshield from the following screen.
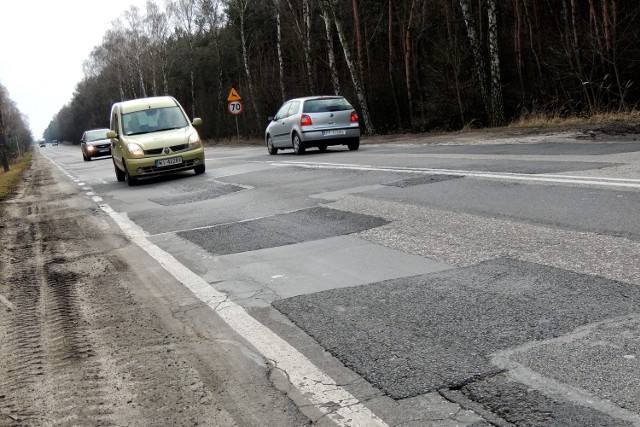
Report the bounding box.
[303,98,353,113]
[122,106,189,136]
[85,130,109,142]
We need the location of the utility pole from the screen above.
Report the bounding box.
[0,111,10,173]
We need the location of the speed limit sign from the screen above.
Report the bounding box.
[228,100,243,115]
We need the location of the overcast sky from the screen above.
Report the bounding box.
[0,0,149,139]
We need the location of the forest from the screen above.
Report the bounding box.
[41,0,639,143]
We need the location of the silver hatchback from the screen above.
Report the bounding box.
[265,96,360,155]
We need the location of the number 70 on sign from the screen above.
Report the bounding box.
[228,100,243,115]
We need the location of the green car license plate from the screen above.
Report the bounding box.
[155,156,183,167]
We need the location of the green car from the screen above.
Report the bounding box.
[108,96,205,186]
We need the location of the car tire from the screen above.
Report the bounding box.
[267,136,278,155]
[125,168,137,186]
[114,160,126,182]
[347,138,360,151]
[83,152,88,161]
[194,164,206,175]
[293,133,305,155]
[318,144,327,152]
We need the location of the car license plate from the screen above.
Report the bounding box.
[323,129,346,136]
[99,149,110,153]
[155,157,183,167]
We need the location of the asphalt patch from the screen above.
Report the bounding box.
[273,258,640,399]
[454,373,632,426]
[178,207,389,255]
[385,174,463,188]
[151,184,244,206]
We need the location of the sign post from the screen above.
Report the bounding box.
[227,88,243,140]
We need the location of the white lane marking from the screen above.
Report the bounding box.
[267,161,640,189]
[0,293,14,311]
[100,204,387,427]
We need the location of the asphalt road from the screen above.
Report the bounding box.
[31,131,640,426]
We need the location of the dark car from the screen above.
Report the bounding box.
[81,128,112,161]
[39,141,46,147]
[264,96,360,155]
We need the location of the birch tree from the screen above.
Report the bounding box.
[328,0,374,134]
[487,0,505,125]
[459,0,491,122]
[320,0,341,95]
[273,0,286,101]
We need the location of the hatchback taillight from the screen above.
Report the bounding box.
[300,114,312,126]
[350,111,358,122]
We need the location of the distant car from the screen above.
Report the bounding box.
[80,128,111,161]
[39,141,46,147]
[51,140,59,146]
[264,96,360,155]
[108,96,205,186]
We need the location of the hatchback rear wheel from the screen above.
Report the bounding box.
[293,133,305,155]
[347,138,360,151]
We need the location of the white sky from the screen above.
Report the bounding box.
[0,0,149,139]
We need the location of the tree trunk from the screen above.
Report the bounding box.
[352,0,366,92]
[459,0,491,121]
[401,0,417,129]
[274,0,286,102]
[487,0,505,125]
[388,0,403,129]
[320,0,341,95]
[0,112,9,173]
[239,1,262,130]
[443,0,465,126]
[329,0,374,135]
[513,0,525,100]
[303,0,315,93]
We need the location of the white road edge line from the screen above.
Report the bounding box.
[99,204,387,427]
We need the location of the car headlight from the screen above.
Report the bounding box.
[86,145,96,152]
[127,143,144,158]
[188,131,202,148]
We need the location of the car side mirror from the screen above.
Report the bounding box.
[106,130,118,139]
[268,116,274,122]
[192,118,202,126]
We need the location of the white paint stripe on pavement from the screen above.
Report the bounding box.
[100,204,387,427]
[0,293,14,311]
[268,161,640,189]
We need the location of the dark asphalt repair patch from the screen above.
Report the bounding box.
[385,174,463,188]
[178,207,389,255]
[447,373,632,427]
[151,183,244,206]
[273,258,640,400]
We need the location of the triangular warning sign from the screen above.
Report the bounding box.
[227,88,241,101]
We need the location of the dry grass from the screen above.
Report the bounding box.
[0,151,32,201]
[509,110,640,128]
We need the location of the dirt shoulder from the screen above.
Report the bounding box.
[0,153,309,426]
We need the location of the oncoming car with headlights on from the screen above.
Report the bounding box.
[107,96,205,186]
[81,128,111,161]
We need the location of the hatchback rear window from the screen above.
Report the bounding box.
[303,98,353,113]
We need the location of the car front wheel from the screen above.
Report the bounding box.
[114,160,125,182]
[194,164,205,175]
[267,136,278,155]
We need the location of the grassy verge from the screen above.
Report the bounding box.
[0,151,33,201]
[509,110,640,128]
